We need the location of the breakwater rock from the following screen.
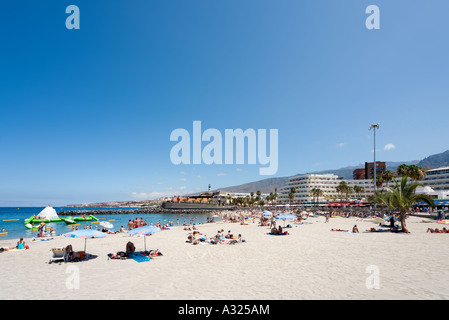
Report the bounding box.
[58,205,235,216]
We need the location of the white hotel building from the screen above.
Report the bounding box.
[278,174,375,205]
[421,167,449,191]
[278,167,449,205]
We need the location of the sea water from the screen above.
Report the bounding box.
[0,207,214,241]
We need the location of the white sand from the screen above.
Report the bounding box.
[0,216,448,300]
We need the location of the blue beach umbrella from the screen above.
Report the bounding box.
[63,229,107,255]
[262,211,273,217]
[276,214,296,220]
[127,225,161,236]
[276,214,296,227]
[64,229,107,238]
[127,226,161,251]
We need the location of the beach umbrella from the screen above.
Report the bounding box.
[128,225,161,235]
[127,225,161,251]
[276,214,296,220]
[276,214,296,227]
[99,221,113,229]
[262,211,272,216]
[63,229,107,256]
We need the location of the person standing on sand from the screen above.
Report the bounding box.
[270,216,276,229]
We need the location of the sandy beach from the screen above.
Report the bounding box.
[0,215,448,300]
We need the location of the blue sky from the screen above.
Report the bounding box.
[1,0,448,206]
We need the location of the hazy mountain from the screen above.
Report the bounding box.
[418,150,449,169]
[219,176,290,194]
[217,150,449,194]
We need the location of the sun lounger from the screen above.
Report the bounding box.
[49,248,69,263]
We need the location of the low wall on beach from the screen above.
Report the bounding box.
[161,202,236,210]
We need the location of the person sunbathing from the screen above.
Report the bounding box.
[148,249,163,257]
[186,234,194,243]
[65,244,82,261]
[108,251,127,259]
[269,226,288,235]
[427,227,448,233]
[367,227,389,232]
[331,228,348,232]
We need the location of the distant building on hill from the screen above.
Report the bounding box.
[353,168,366,180]
[353,161,386,180]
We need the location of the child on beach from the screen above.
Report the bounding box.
[16,238,26,249]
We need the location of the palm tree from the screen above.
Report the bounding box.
[336,181,349,204]
[372,176,434,231]
[395,164,426,181]
[287,187,296,206]
[374,176,384,189]
[369,189,387,216]
[310,188,323,207]
[273,188,279,205]
[381,170,395,187]
[344,185,353,203]
[266,192,273,205]
[334,182,353,205]
[396,164,410,177]
[408,164,427,181]
[353,185,361,199]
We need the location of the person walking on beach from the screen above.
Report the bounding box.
[38,222,46,237]
[325,213,330,223]
[270,216,276,229]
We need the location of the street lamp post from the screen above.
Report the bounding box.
[369,124,380,191]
